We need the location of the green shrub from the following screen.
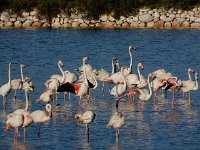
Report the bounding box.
[36,0,60,25]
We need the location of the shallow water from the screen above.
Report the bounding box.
[0,28,200,150]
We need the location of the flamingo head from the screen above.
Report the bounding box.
[138,62,144,70]
[20,64,25,68]
[5,123,12,130]
[83,56,88,62]
[9,62,12,66]
[129,45,136,51]
[58,60,64,67]
[46,104,52,117]
[188,67,194,73]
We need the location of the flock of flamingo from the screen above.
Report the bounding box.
[0,45,199,145]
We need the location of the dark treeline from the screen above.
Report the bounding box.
[0,0,200,22]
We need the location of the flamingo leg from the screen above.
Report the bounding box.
[116,128,119,145]
[102,82,105,96]
[64,92,66,103]
[154,92,156,105]
[188,91,191,111]
[85,124,90,142]
[38,123,41,138]
[2,96,5,109]
[13,90,17,102]
[171,91,175,110]
[24,127,26,144]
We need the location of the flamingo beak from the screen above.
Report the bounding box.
[5,124,12,130]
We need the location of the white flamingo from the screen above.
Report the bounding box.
[30,103,52,137]
[11,64,25,101]
[97,56,120,96]
[110,73,127,109]
[75,110,96,141]
[0,62,12,109]
[107,111,125,144]
[36,89,54,103]
[121,45,136,77]
[137,62,148,88]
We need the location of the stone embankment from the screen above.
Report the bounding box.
[1,7,200,28]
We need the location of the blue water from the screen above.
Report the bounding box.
[0,28,200,150]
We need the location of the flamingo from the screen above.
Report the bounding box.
[107,111,125,144]
[181,69,198,106]
[127,74,152,109]
[6,113,23,143]
[97,56,120,96]
[7,89,33,143]
[50,60,66,84]
[57,56,90,111]
[0,62,12,109]
[36,89,54,103]
[137,62,148,89]
[121,45,136,77]
[75,110,96,142]
[45,60,65,103]
[110,73,127,109]
[30,103,52,137]
[11,64,25,101]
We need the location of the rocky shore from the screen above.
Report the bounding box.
[1,7,200,28]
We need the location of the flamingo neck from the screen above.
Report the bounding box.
[137,64,141,81]
[83,59,88,85]
[129,49,133,74]
[111,58,115,74]
[147,75,152,97]
[194,73,198,90]
[8,64,11,84]
[58,62,65,84]
[92,76,98,89]
[20,67,24,81]
[24,91,29,111]
[121,73,126,92]
[188,70,192,80]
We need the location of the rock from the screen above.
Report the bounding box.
[194,18,200,23]
[132,16,139,22]
[32,21,42,27]
[154,20,164,27]
[0,21,4,27]
[126,17,133,23]
[10,17,17,22]
[139,14,153,22]
[101,21,115,28]
[108,16,115,22]
[51,22,61,28]
[22,12,29,17]
[99,14,108,22]
[121,22,130,28]
[171,21,181,27]
[181,21,190,27]
[191,22,200,27]
[71,21,79,27]
[130,22,139,28]
[30,10,37,16]
[42,23,50,28]
[147,21,154,27]
[62,23,71,27]
[138,22,146,27]
[22,20,33,27]
[164,22,171,27]
[80,23,88,27]
[1,12,10,22]
[95,22,102,27]
[176,18,185,23]
[4,21,13,27]
[14,21,22,27]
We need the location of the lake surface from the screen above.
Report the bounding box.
[0,28,200,150]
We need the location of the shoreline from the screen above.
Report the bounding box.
[1,7,200,29]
